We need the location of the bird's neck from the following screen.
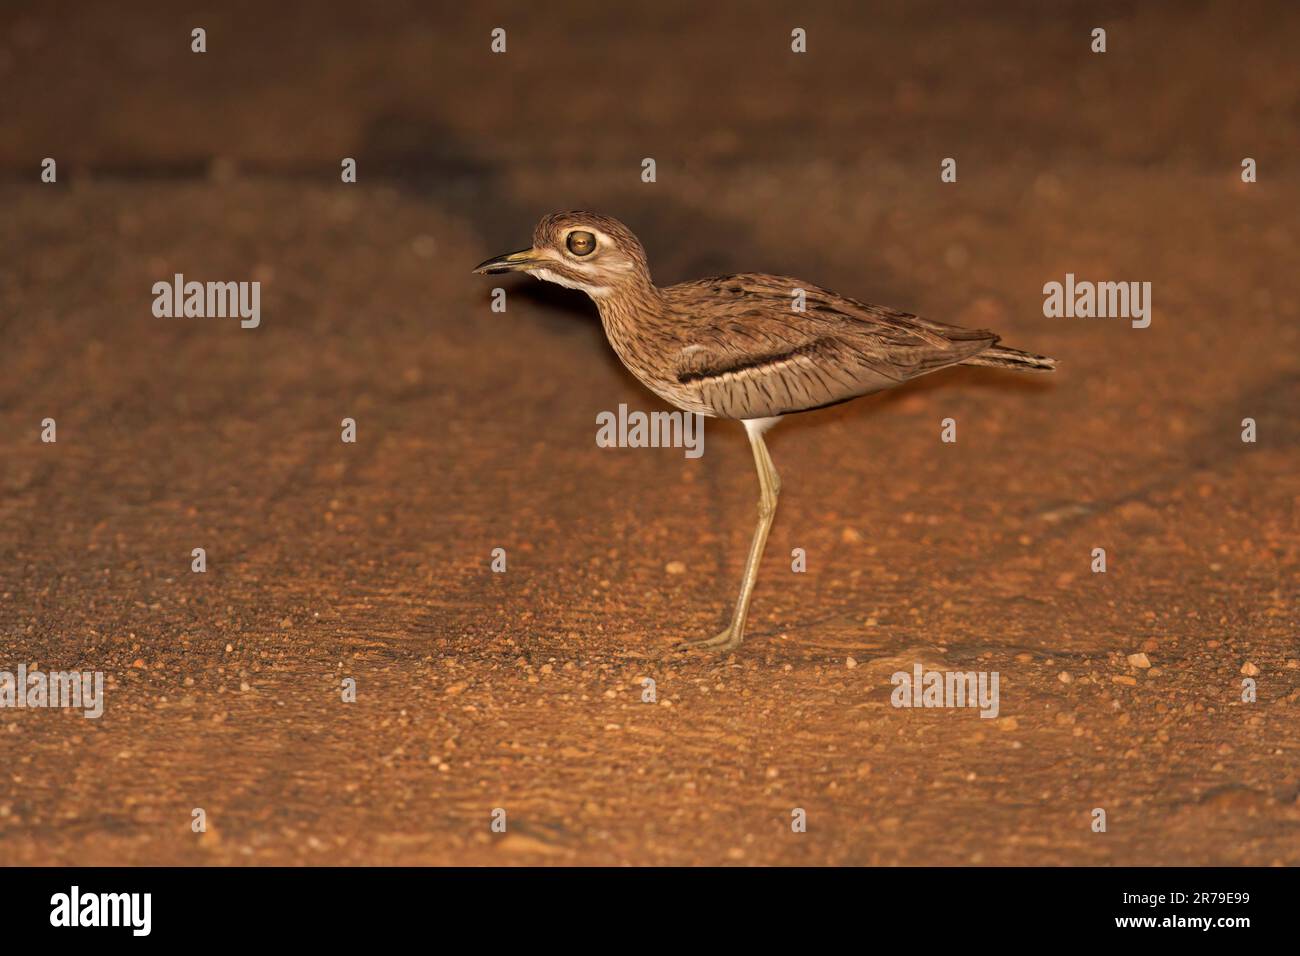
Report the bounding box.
[591,281,673,379]
[593,280,665,331]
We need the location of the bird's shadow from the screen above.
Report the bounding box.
[800,364,1056,430]
[361,110,853,388]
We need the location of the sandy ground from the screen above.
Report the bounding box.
[1,1,1298,865]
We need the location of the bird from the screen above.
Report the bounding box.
[475,212,1056,652]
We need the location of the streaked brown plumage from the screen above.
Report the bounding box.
[476,211,1056,652]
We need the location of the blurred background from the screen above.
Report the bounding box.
[1,1,1297,866]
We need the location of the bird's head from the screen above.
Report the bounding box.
[473,211,651,300]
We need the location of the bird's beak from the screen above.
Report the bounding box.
[473,247,542,275]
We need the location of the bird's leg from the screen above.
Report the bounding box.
[680,425,780,652]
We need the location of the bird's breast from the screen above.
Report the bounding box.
[595,302,715,417]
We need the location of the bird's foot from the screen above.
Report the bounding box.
[677,626,743,654]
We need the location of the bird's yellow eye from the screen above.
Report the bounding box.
[566,231,596,256]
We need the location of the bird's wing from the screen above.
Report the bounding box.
[664,274,997,418]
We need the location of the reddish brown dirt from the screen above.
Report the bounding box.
[1,1,1298,865]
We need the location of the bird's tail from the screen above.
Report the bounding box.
[964,343,1057,372]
